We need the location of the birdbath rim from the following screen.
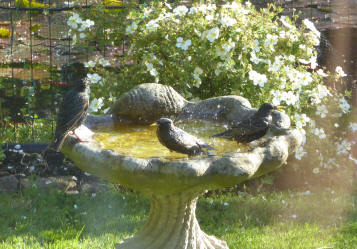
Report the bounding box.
[63,112,302,195]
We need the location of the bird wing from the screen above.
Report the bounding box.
[174,127,215,151]
[232,117,270,142]
[54,90,89,137]
[174,128,202,150]
[211,117,269,141]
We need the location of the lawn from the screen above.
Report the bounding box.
[0,185,356,249]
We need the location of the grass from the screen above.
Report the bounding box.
[0,185,356,249]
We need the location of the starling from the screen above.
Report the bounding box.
[156,118,215,156]
[210,103,277,143]
[47,62,89,152]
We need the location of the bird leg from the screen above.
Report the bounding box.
[71,131,88,143]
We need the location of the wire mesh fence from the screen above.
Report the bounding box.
[0,0,132,143]
[0,0,356,143]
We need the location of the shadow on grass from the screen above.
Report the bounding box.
[0,186,284,246]
[0,184,357,248]
[0,186,149,247]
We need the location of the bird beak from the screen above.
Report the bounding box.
[275,105,285,110]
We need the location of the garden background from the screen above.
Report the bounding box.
[0,0,357,248]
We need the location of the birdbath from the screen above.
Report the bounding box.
[62,83,302,249]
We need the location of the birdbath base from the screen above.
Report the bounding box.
[116,191,228,249]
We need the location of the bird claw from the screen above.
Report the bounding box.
[71,131,88,143]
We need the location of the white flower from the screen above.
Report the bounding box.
[268,56,283,72]
[339,97,350,114]
[67,13,81,29]
[89,97,104,113]
[251,40,260,53]
[193,66,203,76]
[192,67,203,87]
[272,90,299,106]
[176,37,192,51]
[317,69,328,77]
[300,71,313,86]
[317,85,331,98]
[349,122,357,132]
[223,1,240,10]
[216,40,235,59]
[125,22,138,34]
[313,128,326,139]
[308,31,320,46]
[299,55,318,69]
[312,168,320,174]
[335,140,352,155]
[264,34,278,51]
[335,66,347,77]
[303,19,320,38]
[287,31,299,42]
[81,19,94,29]
[220,15,236,27]
[87,73,102,84]
[287,55,295,62]
[295,146,306,160]
[308,84,331,104]
[145,63,158,77]
[250,52,267,65]
[143,8,153,18]
[286,68,312,90]
[283,91,299,106]
[271,90,283,106]
[98,58,111,67]
[316,105,328,118]
[249,70,267,87]
[188,7,198,15]
[173,5,188,16]
[84,60,96,68]
[146,19,159,31]
[280,16,293,29]
[348,155,357,165]
[202,27,220,43]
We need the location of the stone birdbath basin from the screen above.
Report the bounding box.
[62,83,302,249]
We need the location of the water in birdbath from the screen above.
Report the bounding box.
[93,120,248,159]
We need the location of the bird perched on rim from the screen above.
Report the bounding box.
[156,118,215,156]
[46,62,89,152]
[210,103,277,143]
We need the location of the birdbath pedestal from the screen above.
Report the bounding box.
[61,83,302,249]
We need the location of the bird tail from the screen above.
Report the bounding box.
[47,133,67,152]
[201,143,216,150]
[210,130,234,140]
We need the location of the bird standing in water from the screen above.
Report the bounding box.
[47,62,89,152]
[156,118,215,156]
[211,103,277,143]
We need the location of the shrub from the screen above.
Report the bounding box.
[68,0,356,180]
